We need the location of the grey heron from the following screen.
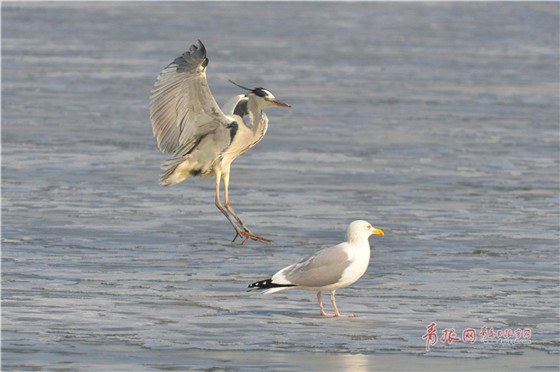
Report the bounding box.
[150,40,290,245]
[248,220,384,317]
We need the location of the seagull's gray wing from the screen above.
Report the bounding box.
[273,243,353,288]
[150,40,232,155]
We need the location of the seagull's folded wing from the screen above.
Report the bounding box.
[272,243,352,288]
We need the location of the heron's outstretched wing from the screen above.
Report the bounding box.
[150,40,231,155]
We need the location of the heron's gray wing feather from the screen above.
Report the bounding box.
[150,40,231,155]
[273,243,352,288]
[221,94,248,117]
[233,99,249,118]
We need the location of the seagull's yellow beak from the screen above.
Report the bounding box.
[372,228,384,236]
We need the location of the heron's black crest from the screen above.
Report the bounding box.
[252,88,268,98]
[229,80,270,97]
[229,80,252,91]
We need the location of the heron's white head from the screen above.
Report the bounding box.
[229,80,291,109]
[346,220,384,243]
[250,87,291,108]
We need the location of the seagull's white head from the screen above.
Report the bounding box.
[346,220,384,243]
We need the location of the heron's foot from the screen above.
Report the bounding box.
[232,230,271,245]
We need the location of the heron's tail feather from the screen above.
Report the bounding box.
[247,278,296,294]
[159,157,190,186]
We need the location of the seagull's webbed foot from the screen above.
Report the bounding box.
[338,313,355,317]
[232,230,271,245]
[318,291,355,317]
[320,310,355,318]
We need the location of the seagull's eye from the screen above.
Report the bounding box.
[367,225,372,230]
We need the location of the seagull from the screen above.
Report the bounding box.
[248,220,384,317]
[150,40,290,245]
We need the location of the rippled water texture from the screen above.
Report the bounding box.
[2,2,559,371]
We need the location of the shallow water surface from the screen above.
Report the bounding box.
[2,2,559,371]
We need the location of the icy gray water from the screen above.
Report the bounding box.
[2,2,559,371]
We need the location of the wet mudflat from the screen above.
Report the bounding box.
[2,2,559,371]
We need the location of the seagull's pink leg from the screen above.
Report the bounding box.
[330,291,354,317]
[318,291,336,317]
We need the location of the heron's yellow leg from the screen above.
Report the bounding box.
[215,172,271,245]
[223,172,251,232]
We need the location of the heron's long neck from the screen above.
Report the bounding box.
[248,98,269,139]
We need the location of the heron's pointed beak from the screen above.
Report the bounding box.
[372,228,384,236]
[271,99,291,108]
